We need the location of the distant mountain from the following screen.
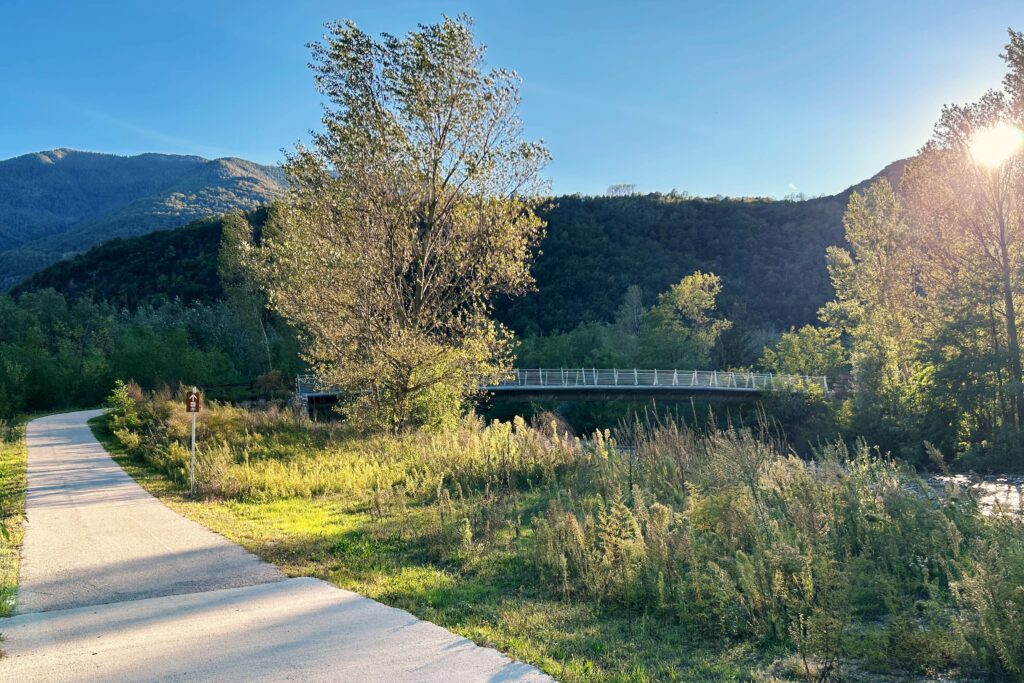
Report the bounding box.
[10,153,911,334]
[0,149,284,288]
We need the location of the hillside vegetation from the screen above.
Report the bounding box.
[497,193,847,334]
[0,149,284,288]
[0,417,26,617]
[13,209,274,309]
[14,191,855,333]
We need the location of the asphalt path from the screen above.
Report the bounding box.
[0,411,551,682]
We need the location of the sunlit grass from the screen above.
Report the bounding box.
[0,417,28,617]
[89,413,769,681]
[91,394,1023,682]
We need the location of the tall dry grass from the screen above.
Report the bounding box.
[105,382,1024,680]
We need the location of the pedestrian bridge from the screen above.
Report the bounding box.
[296,368,830,404]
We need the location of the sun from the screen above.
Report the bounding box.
[969,122,1024,168]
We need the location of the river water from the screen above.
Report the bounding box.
[930,474,1024,516]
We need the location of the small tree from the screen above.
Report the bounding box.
[254,16,549,431]
[760,325,846,377]
[218,212,273,374]
[638,271,731,367]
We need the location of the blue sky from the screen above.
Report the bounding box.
[1,0,1021,196]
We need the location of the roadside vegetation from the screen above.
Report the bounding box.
[5,15,1024,682]
[94,382,1024,681]
[0,416,27,617]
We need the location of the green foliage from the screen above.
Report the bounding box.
[808,31,1024,469]
[761,325,846,377]
[495,193,847,336]
[110,392,579,503]
[530,429,996,678]
[637,271,731,367]
[107,393,1024,680]
[15,216,226,307]
[0,287,299,418]
[519,271,731,370]
[107,380,143,448]
[953,520,1024,677]
[0,417,26,617]
[15,191,852,343]
[255,17,548,431]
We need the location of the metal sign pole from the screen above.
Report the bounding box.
[189,386,198,497]
[190,412,196,496]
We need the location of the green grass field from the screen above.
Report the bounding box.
[0,417,28,618]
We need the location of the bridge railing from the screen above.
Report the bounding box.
[296,375,332,397]
[297,369,829,397]
[485,369,828,393]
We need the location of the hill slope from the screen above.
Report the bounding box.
[10,153,910,333]
[495,193,846,333]
[14,191,860,333]
[0,149,284,288]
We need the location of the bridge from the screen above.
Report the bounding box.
[296,368,830,406]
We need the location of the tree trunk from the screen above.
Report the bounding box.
[256,307,273,374]
[990,307,1010,428]
[999,241,1024,429]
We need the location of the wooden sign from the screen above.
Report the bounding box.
[186,391,201,413]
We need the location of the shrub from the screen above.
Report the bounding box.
[112,428,141,451]
[953,521,1024,678]
[107,379,142,432]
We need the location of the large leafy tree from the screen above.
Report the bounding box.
[902,29,1024,431]
[822,180,927,447]
[818,30,1024,461]
[255,16,549,430]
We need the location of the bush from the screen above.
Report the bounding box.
[531,428,987,678]
[954,521,1024,678]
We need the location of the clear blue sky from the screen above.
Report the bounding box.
[1,0,1021,197]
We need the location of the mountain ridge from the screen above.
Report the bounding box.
[4,148,910,333]
[0,149,285,288]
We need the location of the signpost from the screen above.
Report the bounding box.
[186,388,200,496]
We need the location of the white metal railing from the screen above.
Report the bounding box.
[485,368,828,392]
[297,369,829,397]
[296,375,332,397]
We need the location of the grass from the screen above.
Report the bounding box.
[0,417,28,618]
[90,386,1024,682]
[90,412,771,681]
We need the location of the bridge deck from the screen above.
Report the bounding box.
[296,369,828,404]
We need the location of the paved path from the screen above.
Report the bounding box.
[0,411,551,682]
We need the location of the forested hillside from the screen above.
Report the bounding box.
[496,192,847,333]
[13,209,274,308]
[0,149,284,288]
[15,191,858,332]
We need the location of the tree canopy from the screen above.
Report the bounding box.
[253,16,549,430]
